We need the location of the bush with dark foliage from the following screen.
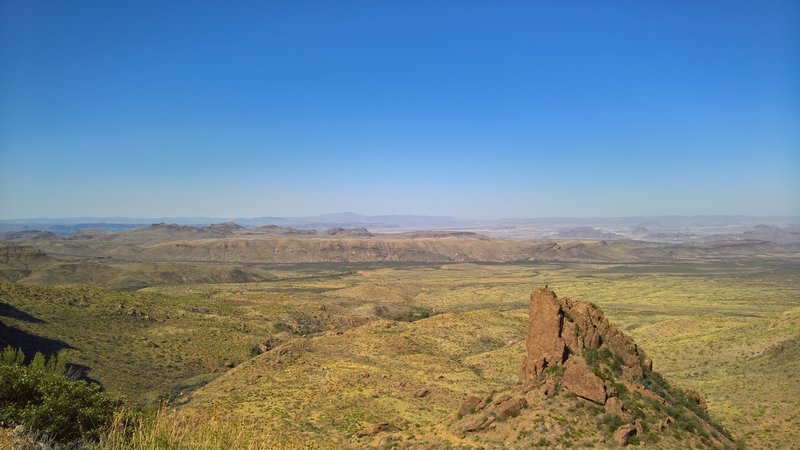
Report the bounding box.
[0,346,120,444]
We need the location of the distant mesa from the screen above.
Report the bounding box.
[323,227,373,237]
[68,229,111,240]
[204,222,246,233]
[553,226,623,240]
[105,222,248,242]
[1,230,60,241]
[253,224,318,236]
[151,223,185,229]
[0,244,49,263]
[148,223,198,232]
[753,224,775,231]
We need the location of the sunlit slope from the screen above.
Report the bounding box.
[633,307,800,449]
[184,307,734,448]
[3,260,798,447]
[0,282,275,404]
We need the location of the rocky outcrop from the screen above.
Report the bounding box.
[518,288,651,434]
[454,288,736,448]
[455,391,528,432]
[520,287,651,386]
[515,289,634,443]
[115,304,154,321]
[519,287,567,378]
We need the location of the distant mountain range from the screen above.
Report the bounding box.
[0,213,459,233]
[1,213,799,243]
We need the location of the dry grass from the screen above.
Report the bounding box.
[3,257,799,447]
[98,404,316,450]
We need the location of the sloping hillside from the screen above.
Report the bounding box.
[183,289,734,448]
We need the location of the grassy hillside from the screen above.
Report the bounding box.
[184,309,733,448]
[1,258,798,446]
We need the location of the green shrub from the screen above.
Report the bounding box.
[584,348,598,367]
[544,364,566,377]
[0,349,120,444]
[1,346,68,376]
[610,355,623,376]
[614,382,629,400]
[1,345,25,366]
[596,413,624,432]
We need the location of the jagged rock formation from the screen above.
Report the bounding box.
[520,287,652,395]
[454,287,736,448]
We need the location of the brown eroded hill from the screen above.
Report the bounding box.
[0,244,278,290]
[0,245,69,282]
[6,222,799,266]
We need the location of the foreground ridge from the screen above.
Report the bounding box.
[454,287,737,448]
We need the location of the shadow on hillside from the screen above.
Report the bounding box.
[0,306,102,384]
[0,320,73,357]
[0,322,101,384]
[0,302,44,323]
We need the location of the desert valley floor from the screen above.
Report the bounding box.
[2,225,799,448]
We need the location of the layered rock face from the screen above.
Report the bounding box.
[520,287,652,395]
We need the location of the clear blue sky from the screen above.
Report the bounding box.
[1,1,797,219]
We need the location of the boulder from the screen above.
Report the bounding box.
[456,396,482,418]
[562,357,606,404]
[613,422,638,446]
[356,422,400,437]
[605,396,627,418]
[492,397,527,420]
[492,393,512,406]
[537,378,558,397]
[461,414,494,432]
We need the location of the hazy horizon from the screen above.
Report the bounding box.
[2,1,798,219]
[2,211,799,224]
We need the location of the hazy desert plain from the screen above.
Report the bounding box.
[2,220,799,448]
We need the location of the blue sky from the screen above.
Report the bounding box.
[1,1,797,219]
